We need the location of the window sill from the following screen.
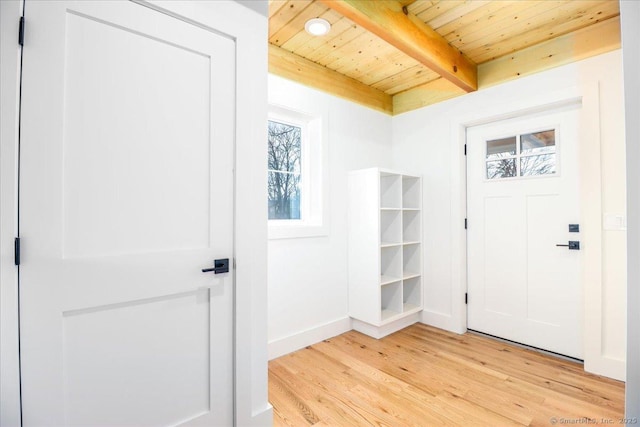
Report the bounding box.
[268,222,328,240]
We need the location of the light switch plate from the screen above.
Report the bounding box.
[603,213,626,230]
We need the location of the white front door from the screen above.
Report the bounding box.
[19,1,235,425]
[466,107,582,359]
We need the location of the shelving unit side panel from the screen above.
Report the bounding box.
[348,170,381,323]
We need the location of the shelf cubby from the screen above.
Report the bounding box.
[403,244,420,278]
[380,210,402,245]
[403,277,422,312]
[402,176,421,209]
[403,210,421,243]
[380,173,401,209]
[381,282,402,320]
[380,246,402,284]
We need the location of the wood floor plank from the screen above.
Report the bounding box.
[405,325,623,404]
[271,366,368,426]
[269,324,625,426]
[309,344,459,425]
[269,370,320,426]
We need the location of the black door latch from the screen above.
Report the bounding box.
[556,241,580,250]
[202,258,229,274]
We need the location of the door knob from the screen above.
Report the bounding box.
[556,241,580,250]
[202,258,229,274]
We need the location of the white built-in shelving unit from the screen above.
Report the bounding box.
[348,168,423,338]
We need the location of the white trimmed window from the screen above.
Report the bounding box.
[268,119,302,220]
[268,106,327,239]
[486,128,557,180]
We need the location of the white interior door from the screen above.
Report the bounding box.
[19,1,235,425]
[466,107,582,359]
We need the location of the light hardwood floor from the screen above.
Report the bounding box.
[269,324,625,426]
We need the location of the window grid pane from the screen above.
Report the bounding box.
[268,120,301,174]
[487,159,517,179]
[268,171,301,220]
[520,154,556,176]
[485,129,557,180]
[486,136,517,160]
[521,129,556,155]
[268,120,302,220]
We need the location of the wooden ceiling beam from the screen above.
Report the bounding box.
[319,0,477,93]
[393,16,621,115]
[393,78,465,115]
[268,44,393,114]
[478,16,621,89]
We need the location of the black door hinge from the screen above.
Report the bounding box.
[464,144,467,156]
[14,237,21,266]
[465,293,468,304]
[464,218,467,229]
[18,17,25,46]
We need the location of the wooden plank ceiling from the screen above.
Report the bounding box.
[268,0,621,115]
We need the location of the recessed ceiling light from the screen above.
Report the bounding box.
[305,18,331,36]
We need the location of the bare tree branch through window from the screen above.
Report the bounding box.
[268,120,301,219]
[485,130,556,179]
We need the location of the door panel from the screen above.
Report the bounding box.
[467,108,582,359]
[63,292,210,426]
[20,1,235,425]
[526,194,570,326]
[62,10,213,258]
[483,195,522,317]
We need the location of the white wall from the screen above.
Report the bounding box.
[392,50,627,380]
[267,74,393,358]
[621,0,640,419]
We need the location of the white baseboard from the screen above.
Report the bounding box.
[352,313,420,339]
[585,356,626,382]
[268,317,352,360]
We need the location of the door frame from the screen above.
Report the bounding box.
[0,1,272,425]
[446,83,616,377]
[1,2,23,426]
[464,102,583,359]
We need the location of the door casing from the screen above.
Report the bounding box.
[445,85,605,375]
